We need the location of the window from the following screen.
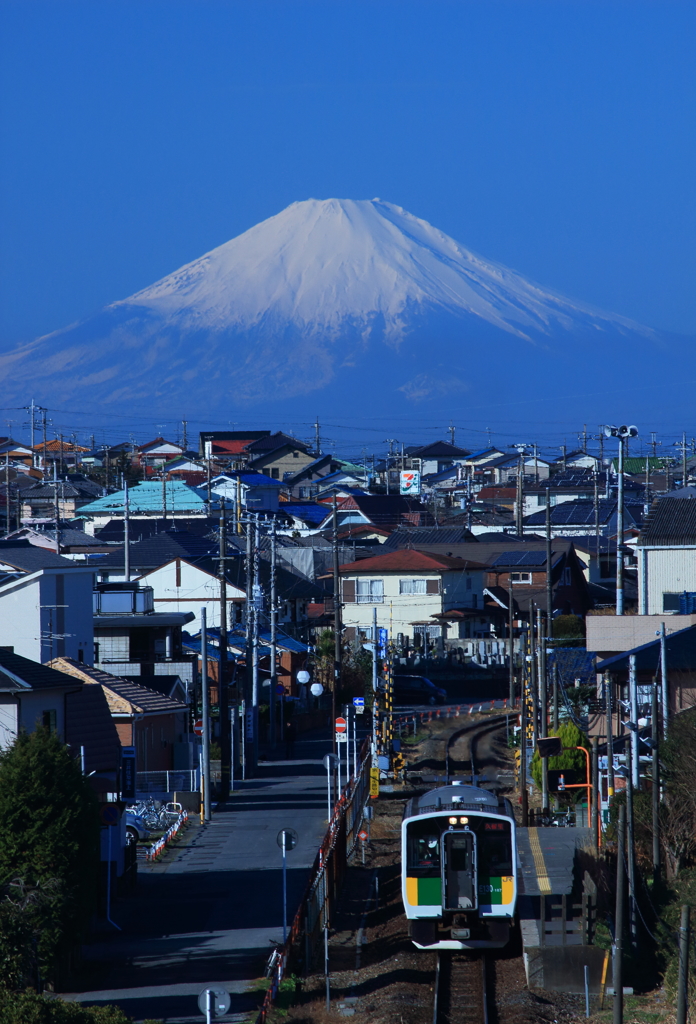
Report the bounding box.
[271,467,280,479]
[466,576,472,591]
[42,710,57,734]
[400,579,427,594]
[292,451,299,458]
[559,567,572,586]
[357,579,383,604]
[510,571,532,584]
[663,593,681,612]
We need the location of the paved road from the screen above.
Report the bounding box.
[64,730,333,1023]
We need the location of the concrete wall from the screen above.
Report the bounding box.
[586,613,696,657]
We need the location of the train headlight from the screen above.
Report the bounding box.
[459,817,468,824]
[448,816,457,825]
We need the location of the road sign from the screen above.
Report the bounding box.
[336,732,347,743]
[353,697,365,710]
[198,987,231,1018]
[193,719,203,737]
[369,767,380,798]
[121,746,136,800]
[335,717,347,732]
[275,684,285,695]
[378,628,388,655]
[358,829,368,842]
[277,827,298,851]
[99,804,119,827]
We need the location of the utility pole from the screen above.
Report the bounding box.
[515,452,524,536]
[652,683,660,884]
[41,409,47,474]
[591,737,599,849]
[245,515,253,758]
[252,514,260,770]
[594,470,600,576]
[201,607,211,822]
[269,522,277,749]
[529,604,537,745]
[124,481,130,582]
[448,422,456,446]
[520,669,528,826]
[59,433,64,477]
[4,453,9,537]
[660,622,669,740]
[552,661,559,731]
[181,420,188,451]
[537,606,548,810]
[626,741,637,949]
[605,673,614,802]
[162,474,167,525]
[508,577,515,709]
[218,499,230,797]
[332,495,341,752]
[314,416,322,457]
[545,492,553,626]
[613,804,626,1024]
[674,432,689,488]
[629,653,640,791]
[677,906,690,1024]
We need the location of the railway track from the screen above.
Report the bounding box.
[434,952,489,1024]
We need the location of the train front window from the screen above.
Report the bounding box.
[407,820,441,874]
[477,830,512,877]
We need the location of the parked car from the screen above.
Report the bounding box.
[393,675,447,705]
[125,810,152,846]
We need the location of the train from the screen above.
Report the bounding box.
[401,780,517,950]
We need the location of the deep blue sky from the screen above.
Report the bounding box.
[0,1,694,450]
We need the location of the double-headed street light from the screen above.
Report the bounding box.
[603,425,638,615]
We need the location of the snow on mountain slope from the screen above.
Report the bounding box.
[0,197,671,420]
[120,198,652,343]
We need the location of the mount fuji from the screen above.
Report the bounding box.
[0,198,686,425]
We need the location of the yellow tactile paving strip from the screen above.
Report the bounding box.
[528,828,552,893]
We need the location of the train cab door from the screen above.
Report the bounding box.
[442,830,477,911]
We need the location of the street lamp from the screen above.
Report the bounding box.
[603,425,638,615]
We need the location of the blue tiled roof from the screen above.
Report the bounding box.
[280,504,329,525]
[492,550,547,567]
[78,480,208,515]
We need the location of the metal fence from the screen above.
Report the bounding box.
[258,737,372,1024]
[135,769,198,794]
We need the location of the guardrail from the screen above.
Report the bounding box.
[136,770,199,794]
[258,737,372,1024]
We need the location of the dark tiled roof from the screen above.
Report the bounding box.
[523,500,645,528]
[383,526,476,551]
[0,649,80,691]
[491,550,548,568]
[53,658,188,713]
[638,496,696,546]
[339,549,485,573]
[0,543,82,571]
[244,431,310,454]
[94,517,217,543]
[65,684,122,775]
[93,530,218,569]
[409,441,471,458]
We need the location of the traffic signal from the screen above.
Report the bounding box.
[537,737,563,758]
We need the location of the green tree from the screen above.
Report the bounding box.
[530,720,590,792]
[0,729,100,986]
[0,987,135,1022]
[550,615,585,648]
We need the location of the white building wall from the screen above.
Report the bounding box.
[0,575,43,662]
[641,547,696,615]
[0,697,18,750]
[341,572,443,640]
[441,570,483,610]
[0,570,94,664]
[136,561,245,633]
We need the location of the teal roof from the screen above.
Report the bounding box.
[77,480,208,516]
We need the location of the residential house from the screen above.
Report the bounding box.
[21,474,104,522]
[77,480,209,534]
[339,549,487,646]
[283,455,343,498]
[317,494,432,534]
[586,612,696,661]
[199,430,271,467]
[278,503,331,535]
[132,557,246,634]
[91,530,219,583]
[522,499,646,538]
[33,439,89,470]
[50,657,191,772]
[0,438,35,466]
[136,437,185,470]
[0,543,94,663]
[551,450,601,471]
[5,525,112,559]
[476,453,552,487]
[404,440,472,476]
[636,496,696,614]
[93,581,196,684]
[0,648,121,797]
[245,432,315,480]
[210,472,282,512]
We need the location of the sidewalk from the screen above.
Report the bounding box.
[64,729,333,1023]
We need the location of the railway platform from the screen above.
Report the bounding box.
[516,827,608,993]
